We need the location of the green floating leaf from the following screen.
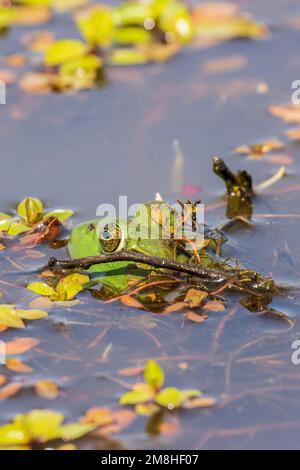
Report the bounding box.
[108,48,149,65]
[112,3,154,27]
[155,387,182,409]
[55,273,89,301]
[27,282,57,298]
[17,197,44,225]
[179,389,202,402]
[44,209,74,222]
[144,360,164,391]
[0,7,17,30]
[112,27,151,46]
[159,2,194,44]
[58,423,96,441]
[58,55,102,90]
[16,309,48,320]
[120,384,154,405]
[0,409,96,448]
[7,222,31,236]
[76,6,113,47]
[45,39,86,66]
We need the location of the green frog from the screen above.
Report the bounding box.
[68,200,226,293]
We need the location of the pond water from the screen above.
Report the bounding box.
[1,0,300,450]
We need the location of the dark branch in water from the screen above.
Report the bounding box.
[213,156,254,219]
[45,250,280,296]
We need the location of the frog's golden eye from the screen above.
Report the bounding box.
[99,222,125,253]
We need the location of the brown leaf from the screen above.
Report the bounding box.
[120,295,144,309]
[184,397,216,409]
[0,69,16,85]
[0,375,7,386]
[269,105,300,123]
[184,311,207,323]
[0,382,23,400]
[5,54,26,68]
[19,72,52,94]
[164,302,186,314]
[286,127,300,141]
[5,337,40,355]
[6,358,33,373]
[81,407,113,427]
[35,380,59,400]
[118,366,144,377]
[203,300,226,312]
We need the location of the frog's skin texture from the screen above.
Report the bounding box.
[68,201,225,293]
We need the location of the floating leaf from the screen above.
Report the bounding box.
[0,376,7,387]
[27,282,57,297]
[5,337,40,355]
[0,7,17,30]
[44,209,74,222]
[35,380,59,400]
[179,389,202,402]
[160,1,194,44]
[155,387,182,409]
[75,6,113,47]
[15,6,51,26]
[144,360,164,391]
[120,383,155,405]
[120,295,144,309]
[269,105,300,124]
[203,300,226,312]
[52,0,88,12]
[45,39,86,66]
[286,127,300,141]
[81,407,113,427]
[17,197,44,225]
[58,423,96,441]
[55,273,89,300]
[234,139,284,159]
[112,2,153,27]
[0,382,23,401]
[108,48,149,65]
[184,311,207,323]
[6,359,33,373]
[184,396,216,409]
[135,403,160,416]
[0,305,25,329]
[58,54,102,90]
[113,27,151,45]
[16,309,48,320]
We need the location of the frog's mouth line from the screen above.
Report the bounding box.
[44,250,281,297]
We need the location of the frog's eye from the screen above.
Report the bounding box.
[98,222,125,253]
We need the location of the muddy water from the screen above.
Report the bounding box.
[1,0,300,449]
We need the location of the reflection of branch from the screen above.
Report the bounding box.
[45,250,280,296]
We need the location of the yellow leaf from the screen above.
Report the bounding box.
[27,282,57,298]
[144,360,164,390]
[0,305,25,329]
[16,309,48,320]
[155,387,182,409]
